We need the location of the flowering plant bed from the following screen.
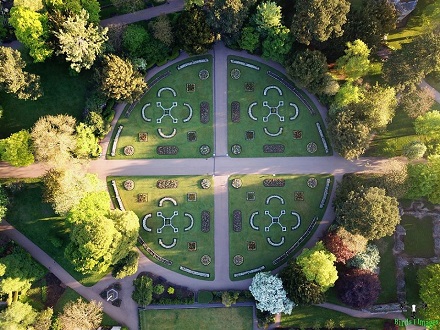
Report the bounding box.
[263,179,285,187]
[293,130,302,139]
[200,178,211,189]
[244,82,254,92]
[188,242,197,251]
[200,102,210,124]
[156,146,179,155]
[186,83,195,92]
[245,130,254,140]
[307,177,318,188]
[201,254,211,266]
[247,241,256,251]
[307,142,317,153]
[199,69,209,80]
[156,180,178,189]
[124,180,135,190]
[199,145,211,155]
[233,255,244,266]
[139,132,148,142]
[137,193,148,202]
[263,144,285,153]
[246,191,256,201]
[124,145,134,156]
[231,101,240,123]
[231,178,242,189]
[187,131,197,142]
[294,191,304,201]
[201,211,210,233]
[187,193,197,202]
[231,144,242,155]
[231,68,241,79]
[233,210,242,232]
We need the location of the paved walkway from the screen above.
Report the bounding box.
[420,79,440,104]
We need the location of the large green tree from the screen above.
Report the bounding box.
[13,0,44,11]
[31,114,77,166]
[323,227,367,264]
[249,272,294,315]
[261,26,292,64]
[280,261,325,305]
[177,6,215,54]
[0,301,37,330]
[415,110,440,141]
[406,158,440,204]
[100,54,147,103]
[328,109,370,160]
[58,298,102,330]
[150,15,174,47]
[336,269,381,308]
[296,242,338,291]
[253,1,282,32]
[0,46,42,100]
[399,86,435,119]
[55,9,108,73]
[418,264,440,322]
[0,130,34,167]
[335,186,400,240]
[291,0,350,45]
[9,6,52,62]
[132,275,154,306]
[336,40,371,81]
[74,123,100,159]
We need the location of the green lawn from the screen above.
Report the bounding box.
[401,215,435,258]
[0,59,92,139]
[108,55,214,159]
[4,182,108,286]
[375,235,398,303]
[281,305,389,329]
[404,265,422,304]
[54,288,117,326]
[108,176,215,280]
[139,307,253,330]
[228,174,333,280]
[227,55,332,157]
[387,0,440,50]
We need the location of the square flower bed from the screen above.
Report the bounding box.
[245,130,254,141]
[137,193,148,202]
[246,191,256,201]
[188,241,197,251]
[139,132,148,142]
[294,191,304,201]
[244,82,254,92]
[187,193,197,202]
[186,83,195,92]
[187,131,197,142]
[293,130,302,139]
[247,241,256,251]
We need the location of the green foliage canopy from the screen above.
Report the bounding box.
[418,264,440,321]
[0,130,34,167]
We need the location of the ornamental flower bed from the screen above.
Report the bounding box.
[233,210,242,232]
[263,179,285,187]
[293,130,302,139]
[246,191,256,201]
[199,69,209,80]
[231,68,241,79]
[245,131,254,140]
[307,177,318,188]
[137,193,148,202]
[139,132,148,142]
[187,131,197,142]
[186,83,195,92]
[201,211,210,233]
[295,191,304,201]
[244,82,254,92]
[231,101,240,123]
[231,178,242,189]
[263,144,285,153]
[156,146,179,155]
[187,193,197,202]
[156,180,178,189]
[124,145,134,156]
[231,144,241,155]
[200,178,211,189]
[201,254,211,266]
[307,142,317,153]
[188,241,197,251]
[199,145,211,155]
[247,241,256,251]
[124,180,134,190]
[200,102,209,124]
[233,255,244,266]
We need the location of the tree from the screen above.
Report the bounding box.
[286,49,337,95]
[418,264,440,321]
[43,169,104,215]
[100,54,147,103]
[351,84,397,130]
[262,26,292,64]
[347,244,380,272]
[406,158,440,204]
[336,269,381,308]
[9,7,52,62]
[0,47,42,100]
[31,114,77,165]
[332,82,363,109]
[415,110,440,140]
[112,250,139,279]
[0,301,37,330]
[122,24,149,58]
[66,191,111,225]
[177,6,215,54]
[14,0,44,11]
[323,227,367,264]
[253,1,282,32]
[150,15,173,47]
[328,109,370,160]
[0,130,34,167]
[132,275,153,306]
[0,185,7,220]
[239,26,260,53]
[45,0,101,23]
[185,0,204,9]
[291,0,350,45]
[222,291,239,307]
[55,10,108,73]
[399,86,435,119]
[249,272,294,315]
[402,141,427,160]
[280,261,325,305]
[111,0,144,13]
[74,123,100,158]
[336,40,371,81]
[296,242,338,290]
[335,186,400,240]
[33,308,53,330]
[58,298,102,330]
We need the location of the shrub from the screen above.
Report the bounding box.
[132,275,153,306]
[222,291,239,307]
[402,141,427,160]
[112,251,139,279]
[167,287,174,295]
[154,284,165,295]
[197,290,213,303]
[347,244,380,271]
[336,269,381,308]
